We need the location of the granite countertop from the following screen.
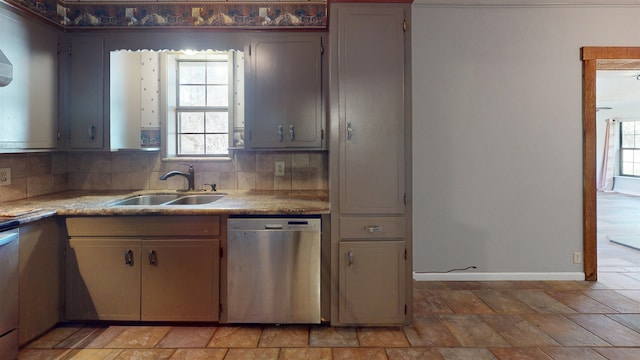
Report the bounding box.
[0,190,330,224]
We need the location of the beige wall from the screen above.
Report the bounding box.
[412,1,640,279]
[0,151,327,202]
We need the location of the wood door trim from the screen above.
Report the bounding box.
[581,46,640,281]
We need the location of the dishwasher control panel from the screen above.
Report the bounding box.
[228,217,320,232]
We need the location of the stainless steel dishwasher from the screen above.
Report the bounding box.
[226,217,321,324]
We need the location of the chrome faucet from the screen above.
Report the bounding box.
[159,163,195,191]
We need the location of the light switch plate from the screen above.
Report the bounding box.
[275,161,285,176]
[0,168,11,186]
[573,251,582,264]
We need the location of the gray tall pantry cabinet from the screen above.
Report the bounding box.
[329,2,412,326]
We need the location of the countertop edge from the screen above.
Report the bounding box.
[2,190,331,225]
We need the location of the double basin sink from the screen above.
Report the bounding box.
[108,193,223,206]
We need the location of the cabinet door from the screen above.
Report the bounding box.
[19,218,63,345]
[246,35,323,148]
[0,9,59,149]
[336,6,406,214]
[66,238,140,321]
[69,35,104,149]
[339,241,405,325]
[141,239,219,321]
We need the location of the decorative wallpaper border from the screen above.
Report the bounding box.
[4,0,327,29]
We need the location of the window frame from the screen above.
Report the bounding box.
[619,120,640,177]
[162,51,237,159]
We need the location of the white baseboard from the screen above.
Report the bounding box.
[413,272,585,281]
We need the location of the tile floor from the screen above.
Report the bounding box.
[18,192,640,359]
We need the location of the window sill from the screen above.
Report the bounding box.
[162,157,233,162]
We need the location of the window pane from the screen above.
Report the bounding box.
[179,134,205,154]
[179,62,206,84]
[622,121,635,134]
[206,134,228,154]
[180,85,206,106]
[206,85,229,107]
[206,112,229,133]
[207,62,228,84]
[623,162,634,175]
[179,112,205,133]
[622,134,634,148]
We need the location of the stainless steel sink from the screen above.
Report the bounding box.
[164,194,224,205]
[108,194,181,206]
[108,194,223,206]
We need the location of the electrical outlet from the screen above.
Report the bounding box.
[0,168,11,186]
[275,161,285,176]
[573,251,583,264]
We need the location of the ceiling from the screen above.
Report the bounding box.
[597,68,640,118]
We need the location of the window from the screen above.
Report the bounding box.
[164,50,244,158]
[620,121,640,176]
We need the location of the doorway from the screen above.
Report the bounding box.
[582,47,640,281]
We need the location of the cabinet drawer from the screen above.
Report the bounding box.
[340,217,405,239]
[66,216,220,237]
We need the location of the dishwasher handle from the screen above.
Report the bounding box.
[263,220,313,230]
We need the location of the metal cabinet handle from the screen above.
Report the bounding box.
[289,125,295,141]
[348,250,354,268]
[88,125,95,141]
[124,249,134,266]
[366,226,383,233]
[346,122,353,140]
[278,125,284,142]
[148,250,158,266]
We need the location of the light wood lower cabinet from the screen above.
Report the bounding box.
[65,216,220,322]
[141,239,219,321]
[19,218,64,345]
[338,241,406,325]
[66,238,141,321]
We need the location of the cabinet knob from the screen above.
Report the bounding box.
[278,125,284,142]
[289,125,295,141]
[346,122,353,140]
[348,250,354,268]
[88,125,95,141]
[124,249,134,266]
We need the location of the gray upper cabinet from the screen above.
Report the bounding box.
[336,6,406,214]
[67,35,105,149]
[245,34,324,149]
[0,6,59,150]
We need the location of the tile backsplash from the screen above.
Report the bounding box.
[0,152,69,202]
[0,151,328,202]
